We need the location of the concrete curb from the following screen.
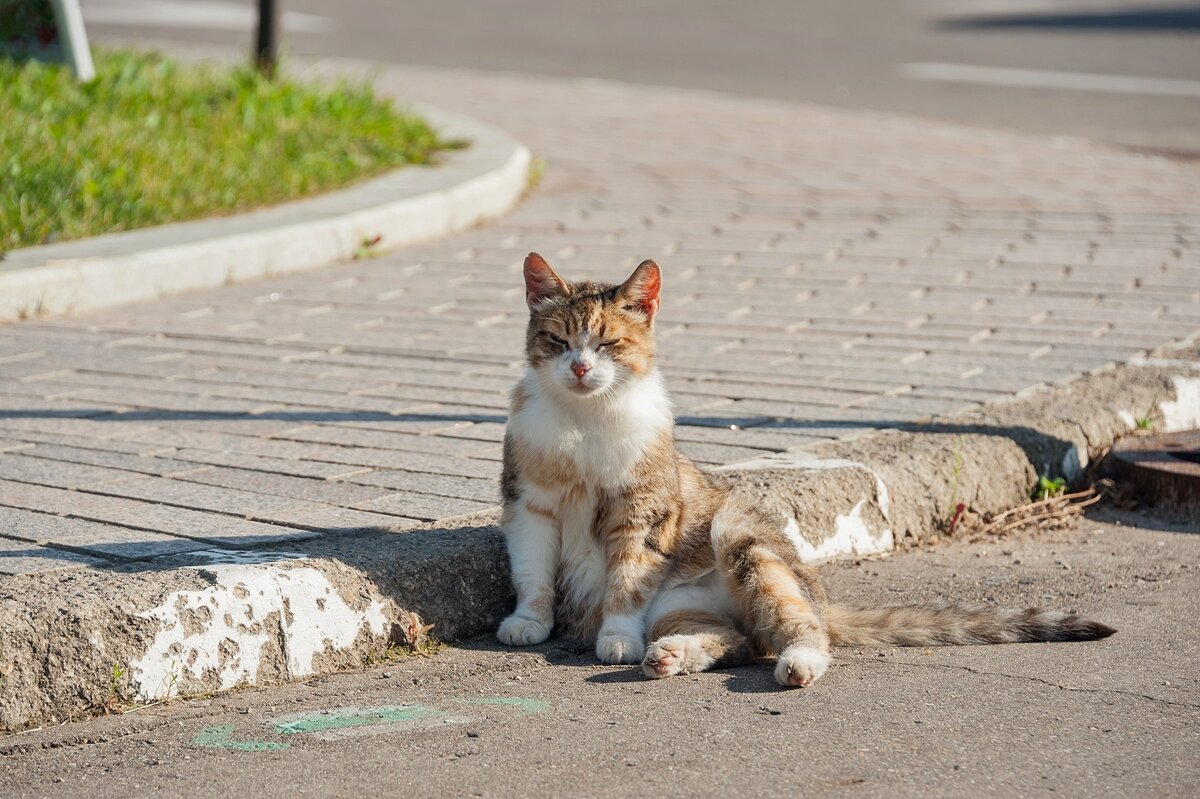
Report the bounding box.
[1,347,1197,731]
[0,105,531,323]
[719,349,1200,563]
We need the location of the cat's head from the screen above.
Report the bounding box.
[521,252,661,400]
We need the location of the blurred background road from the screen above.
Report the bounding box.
[79,0,1200,155]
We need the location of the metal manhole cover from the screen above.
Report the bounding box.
[1109,430,1200,513]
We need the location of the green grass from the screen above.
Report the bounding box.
[1034,474,1068,501]
[0,50,457,253]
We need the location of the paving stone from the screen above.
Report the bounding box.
[0,480,315,547]
[0,536,107,575]
[0,506,212,561]
[433,421,508,443]
[352,491,498,522]
[670,424,811,451]
[674,440,779,466]
[274,424,497,457]
[251,504,423,533]
[96,477,317,517]
[345,470,500,504]
[0,394,107,419]
[315,449,502,480]
[0,454,148,490]
[328,416,481,436]
[13,444,207,477]
[0,428,175,455]
[176,466,391,506]
[166,447,368,479]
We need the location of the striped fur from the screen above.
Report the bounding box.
[825,604,1117,647]
[497,253,1117,688]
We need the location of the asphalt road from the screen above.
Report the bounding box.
[79,0,1200,153]
[4,507,1196,798]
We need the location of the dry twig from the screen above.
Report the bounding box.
[972,486,1105,539]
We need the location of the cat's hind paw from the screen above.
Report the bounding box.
[497,614,552,646]
[642,635,714,679]
[774,646,830,688]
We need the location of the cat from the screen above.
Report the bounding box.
[497,252,1115,687]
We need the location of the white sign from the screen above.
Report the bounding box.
[0,0,94,80]
[51,0,95,80]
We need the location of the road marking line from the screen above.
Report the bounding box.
[899,62,1200,98]
[83,0,332,33]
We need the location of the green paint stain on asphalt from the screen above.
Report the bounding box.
[193,724,290,752]
[272,705,443,735]
[192,697,548,751]
[452,697,550,716]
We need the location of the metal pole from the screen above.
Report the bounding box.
[255,0,280,76]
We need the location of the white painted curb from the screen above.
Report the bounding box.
[0,105,531,323]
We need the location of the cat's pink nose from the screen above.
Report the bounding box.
[571,362,590,379]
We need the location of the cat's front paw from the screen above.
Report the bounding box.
[596,633,645,664]
[774,646,830,688]
[497,614,552,646]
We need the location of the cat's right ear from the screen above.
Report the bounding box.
[523,252,567,310]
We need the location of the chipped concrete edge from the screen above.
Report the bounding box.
[0,104,531,323]
[2,350,1199,731]
[716,346,1200,565]
[0,521,512,732]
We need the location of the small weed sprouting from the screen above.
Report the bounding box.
[104,662,126,714]
[1034,474,1068,501]
[1135,390,1160,431]
[527,156,548,191]
[945,435,967,534]
[163,659,180,703]
[0,644,11,691]
[365,640,447,666]
[354,233,384,260]
[368,611,445,664]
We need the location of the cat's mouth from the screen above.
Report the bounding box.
[567,380,602,396]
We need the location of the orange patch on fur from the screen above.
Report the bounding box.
[649,609,731,640]
[524,502,557,521]
[528,591,554,618]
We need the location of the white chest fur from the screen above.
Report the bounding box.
[508,368,672,490]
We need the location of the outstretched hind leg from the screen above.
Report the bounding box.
[714,500,832,688]
[642,609,753,679]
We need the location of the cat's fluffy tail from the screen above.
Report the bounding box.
[824,603,1116,647]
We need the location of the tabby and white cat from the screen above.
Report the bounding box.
[497,253,1114,687]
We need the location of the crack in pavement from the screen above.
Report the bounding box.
[0,702,237,757]
[849,656,1200,710]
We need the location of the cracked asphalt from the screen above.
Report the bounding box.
[2,507,1196,798]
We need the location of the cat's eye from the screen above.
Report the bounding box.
[544,333,569,350]
[597,339,621,351]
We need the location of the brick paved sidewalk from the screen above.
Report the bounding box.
[1,64,1198,576]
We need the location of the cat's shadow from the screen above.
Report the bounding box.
[583,660,791,693]
[467,636,788,692]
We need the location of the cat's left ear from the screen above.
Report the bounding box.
[617,259,661,322]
